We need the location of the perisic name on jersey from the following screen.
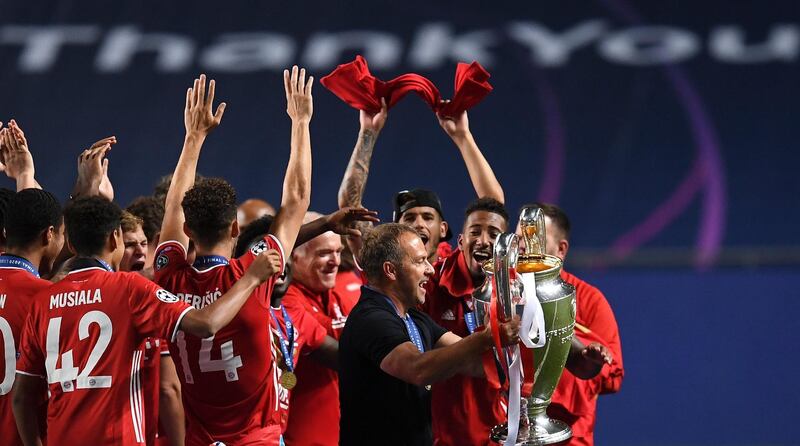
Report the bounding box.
[175,287,223,309]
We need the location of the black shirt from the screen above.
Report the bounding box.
[339,286,448,446]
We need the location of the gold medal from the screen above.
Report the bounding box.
[280,371,297,390]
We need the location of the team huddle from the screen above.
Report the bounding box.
[0,65,623,446]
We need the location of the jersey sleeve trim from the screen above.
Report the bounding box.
[16,369,45,378]
[267,234,287,273]
[155,240,188,258]
[171,307,194,343]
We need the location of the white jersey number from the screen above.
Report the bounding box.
[176,330,243,383]
[45,311,113,392]
[0,317,15,395]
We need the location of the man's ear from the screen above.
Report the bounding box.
[231,219,240,239]
[558,239,570,261]
[457,233,464,251]
[108,227,121,252]
[439,221,448,239]
[41,226,55,247]
[383,261,398,281]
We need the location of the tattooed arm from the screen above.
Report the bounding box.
[337,99,388,262]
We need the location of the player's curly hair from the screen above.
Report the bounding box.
[464,197,509,224]
[64,196,122,256]
[182,177,237,248]
[5,189,63,249]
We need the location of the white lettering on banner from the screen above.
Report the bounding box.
[0,25,99,72]
[303,31,402,70]
[599,26,700,65]
[0,22,796,73]
[710,25,799,63]
[408,23,497,68]
[507,20,608,66]
[201,32,295,72]
[96,25,195,72]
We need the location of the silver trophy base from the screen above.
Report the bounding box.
[490,418,572,446]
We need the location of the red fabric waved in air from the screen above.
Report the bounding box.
[320,55,493,117]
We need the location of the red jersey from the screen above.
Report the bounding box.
[282,280,351,446]
[153,236,285,446]
[547,270,624,446]
[140,337,168,446]
[16,264,192,446]
[422,248,506,446]
[0,263,51,446]
[267,298,327,432]
[332,269,363,309]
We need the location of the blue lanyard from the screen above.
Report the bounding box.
[270,306,295,372]
[193,255,230,270]
[383,297,425,353]
[70,257,114,272]
[0,255,39,278]
[463,301,478,334]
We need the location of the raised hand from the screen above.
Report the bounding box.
[324,207,380,237]
[245,249,283,284]
[284,65,314,122]
[0,120,39,190]
[74,136,116,200]
[359,98,388,134]
[184,74,226,137]
[436,104,470,140]
[582,342,613,366]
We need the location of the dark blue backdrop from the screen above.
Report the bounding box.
[1,1,798,444]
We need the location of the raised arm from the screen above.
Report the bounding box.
[180,249,281,338]
[160,74,226,250]
[337,99,388,259]
[0,120,40,190]
[269,66,313,253]
[295,207,379,247]
[437,109,505,203]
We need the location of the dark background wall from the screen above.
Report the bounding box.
[1,1,797,444]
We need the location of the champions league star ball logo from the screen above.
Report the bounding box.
[156,289,180,303]
[209,442,226,446]
[250,240,269,256]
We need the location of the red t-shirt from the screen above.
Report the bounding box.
[548,270,625,446]
[0,266,51,446]
[332,269,363,309]
[153,236,285,446]
[267,298,327,432]
[282,280,352,446]
[422,248,506,446]
[16,265,192,446]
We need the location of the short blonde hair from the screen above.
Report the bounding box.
[120,210,143,233]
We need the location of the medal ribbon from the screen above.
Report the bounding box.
[270,306,295,372]
[0,255,39,278]
[462,301,477,334]
[193,255,230,269]
[383,297,425,353]
[69,257,114,272]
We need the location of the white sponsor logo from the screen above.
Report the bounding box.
[441,309,456,321]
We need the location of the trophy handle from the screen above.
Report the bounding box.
[491,232,519,366]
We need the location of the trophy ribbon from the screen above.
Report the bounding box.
[504,344,523,446]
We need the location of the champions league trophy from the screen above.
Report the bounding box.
[472,206,576,445]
